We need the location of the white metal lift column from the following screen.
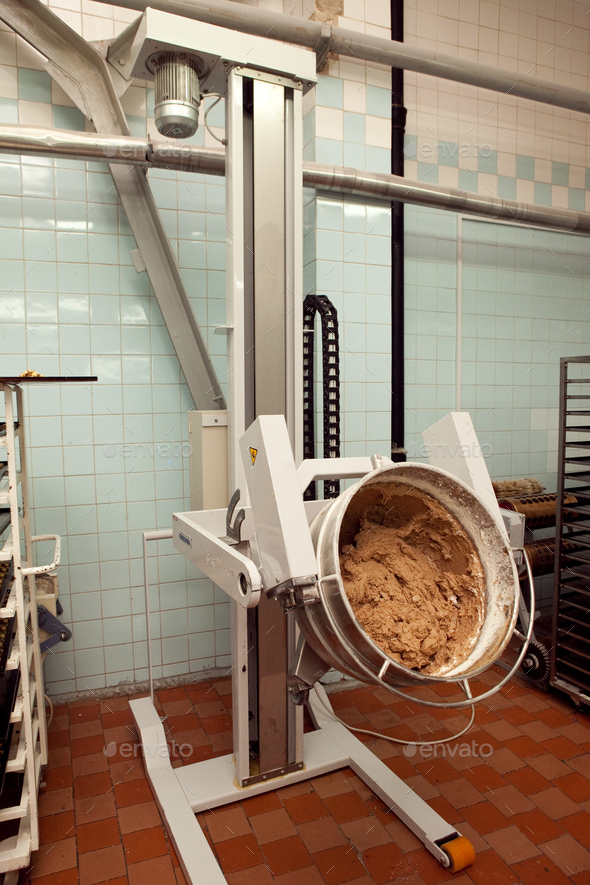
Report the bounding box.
[225,58,313,786]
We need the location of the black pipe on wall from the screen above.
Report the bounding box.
[390,0,407,461]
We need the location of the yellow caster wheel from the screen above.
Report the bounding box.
[441,836,475,873]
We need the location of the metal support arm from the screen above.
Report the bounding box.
[0,0,225,411]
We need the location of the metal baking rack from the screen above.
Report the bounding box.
[0,376,96,878]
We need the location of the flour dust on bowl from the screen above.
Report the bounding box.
[297,463,520,689]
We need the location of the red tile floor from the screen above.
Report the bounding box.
[19,665,590,884]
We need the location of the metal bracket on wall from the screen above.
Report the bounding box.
[0,0,226,411]
[37,605,72,653]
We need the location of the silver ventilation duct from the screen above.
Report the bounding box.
[150,53,201,139]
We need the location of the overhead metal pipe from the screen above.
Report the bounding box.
[96,0,590,116]
[3,125,590,235]
[0,125,227,174]
[304,164,590,234]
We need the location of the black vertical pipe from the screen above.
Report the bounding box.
[390,0,406,461]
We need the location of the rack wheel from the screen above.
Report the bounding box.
[441,836,475,872]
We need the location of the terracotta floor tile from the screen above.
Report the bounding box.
[298,817,347,854]
[157,686,189,704]
[344,774,375,803]
[385,755,418,780]
[541,833,590,876]
[313,845,366,884]
[384,817,423,853]
[103,724,137,745]
[485,746,527,775]
[123,825,169,863]
[118,799,162,834]
[38,810,75,844]
[557,721,590,745]
[324,791,369,823]
[102,708,135,730]
[461,800,510,835]
[437,777,483,809]
[250,808,297,844]
[29,837,77,880]
[512,855,572,885]
[78,844,127,885]
[554,771,590,803]
[71,734,106,758]
[193,699,228,718]
[561,811,590,848]
[27,870,79,885]
[205,806,252,843]
[283,792,329,826]
[109,758,145,783]
[364,844,414,884]
[512,807,565,844]
[536,708,576,729]
[279,782,313,800]
[485,783,535,817]
[240,790,282,817]
[127,854,178,885]
[226,863,276,884]
[70,702,101,723]
[402,774,440,802]
[485,823,541,863]
[200,713,232,734]
[517,695,551,715]
[77,817,121,853]
[453,820,488,854]
[505,765,552,796]
[45,745,72,770]
[461,763,507,794]
[70,719,104,740]
[75,792,117,824]
[160,698,195,718]
[569,753,590,780]
[209,729,234,753]
[38,787,74,818]
[72,751,110,778]
[41,764,73,791]
[73,771,112,800]
[425,795,464,825]
[542,735,584,759]
[480,719,523,742]
[532,786,583,820]
[520,720,560,743]
[414,758,460,786]
[403,846,454,884]
[527,753,573,780]
[215,834,265,873]
[340,815,391,851]
[503,735,546,759]
[467,847,518,885]
[113,777,153,807]
[262,834,313,877]
[100,696,132,713]
[501,706,536,726]
[384,872,427,885]
[274,867,326,885]
[311,772,355,799]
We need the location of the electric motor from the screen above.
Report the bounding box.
[152,53,201,139]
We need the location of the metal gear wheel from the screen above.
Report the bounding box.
[521,638,551,685]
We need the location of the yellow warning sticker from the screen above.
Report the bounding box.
[249,447,258,465]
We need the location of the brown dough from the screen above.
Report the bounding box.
[339,482,485,675]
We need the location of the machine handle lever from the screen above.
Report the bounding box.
[225,488,245,545]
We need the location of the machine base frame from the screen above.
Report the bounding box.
[130,685,467,884]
